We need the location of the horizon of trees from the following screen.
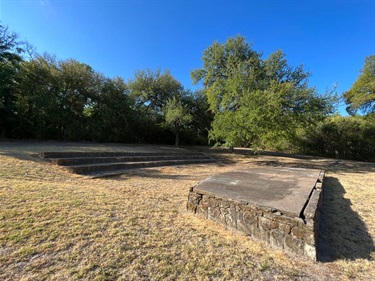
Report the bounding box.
[0,24,212,146]
[1,23,374,161]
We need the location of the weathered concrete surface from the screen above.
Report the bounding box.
[194,167,321,217]
[187,167,325,260]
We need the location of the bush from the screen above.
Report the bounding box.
[293,116,375,161]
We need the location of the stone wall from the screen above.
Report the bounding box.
[187,172,324,260]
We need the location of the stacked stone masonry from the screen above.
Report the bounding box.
[187,170,325,260]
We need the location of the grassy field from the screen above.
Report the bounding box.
[1,141,374,280]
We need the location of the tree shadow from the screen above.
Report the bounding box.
[251,158,375,174]
[115,168,196,181]
[317,176,375,262]
[106,165,223,181]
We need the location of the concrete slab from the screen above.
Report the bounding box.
[188,166,325,260]
[193,167,322,218]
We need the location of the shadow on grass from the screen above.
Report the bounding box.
[317,177,375,262]
[111,163,227,181]
[251,158,375,174]
[120,169,197,180]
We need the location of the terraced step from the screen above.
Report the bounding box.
[40,151,189,159]
[48,154,209,166]
[76,158,215,178]
[39,151,215,178]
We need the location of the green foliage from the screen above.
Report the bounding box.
[344,55,375,115]
[0,24,25,137]
[192,35,334,150]
[129,68,211,145]
[129,68,183,113]
[3,50,208,145]
[57,59,102,140]
[15,55,104,140]
[0,24,24,65]
[191,36,262,114]
[164,96,192,132]
[0,24,212,145]
[180,90,213,145]
[12,53,145,143]
[127,68,186,144]
[164,96,192,147]
[89,77,138,143]
[294,116,375,161]
[15,55,61,139]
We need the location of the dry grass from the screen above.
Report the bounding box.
[0,141,374,280]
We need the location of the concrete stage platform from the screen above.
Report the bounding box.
[187,167,325,260]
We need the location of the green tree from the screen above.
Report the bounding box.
[294,115,375,161]
[129,68,183,113]
[90,76,137,142]
[58,59,102,140]
[0,24,25,137]
[129,68,185,144]
[15,54,62,139]
[181,89,213,144]
[344,55,375,115]
[164,96,192,147]
[192,35,333,150]
[15,55,103,140]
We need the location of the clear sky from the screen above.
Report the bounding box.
[1,0,375,114]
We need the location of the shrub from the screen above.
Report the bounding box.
[293,116,375,161]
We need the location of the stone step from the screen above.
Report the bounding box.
[49,154,209,166]
[68,158,216,176]
[39,151,215,178]
[87,158,216,178]
[40,151,196,159]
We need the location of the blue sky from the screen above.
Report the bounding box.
[1,0,375,114]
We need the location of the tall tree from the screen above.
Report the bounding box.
[128,68,185,144]
[58,59,102,140]
[15,54,62,139]
[164,96,192,147]
[15,55,103,140]
[181,89,213,144]
[89,76,137,142]
[0,24,25,137]
[344,55,375,115]
[192,35,333,149]
[129,68,183,113]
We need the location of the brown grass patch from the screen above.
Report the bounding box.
[1,142,374,280]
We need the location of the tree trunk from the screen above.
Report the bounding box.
[175,131,180,148]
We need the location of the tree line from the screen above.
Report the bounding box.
[0,24,211,146]
[1,24,374,160]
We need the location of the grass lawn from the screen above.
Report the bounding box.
[1,141,374,280]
